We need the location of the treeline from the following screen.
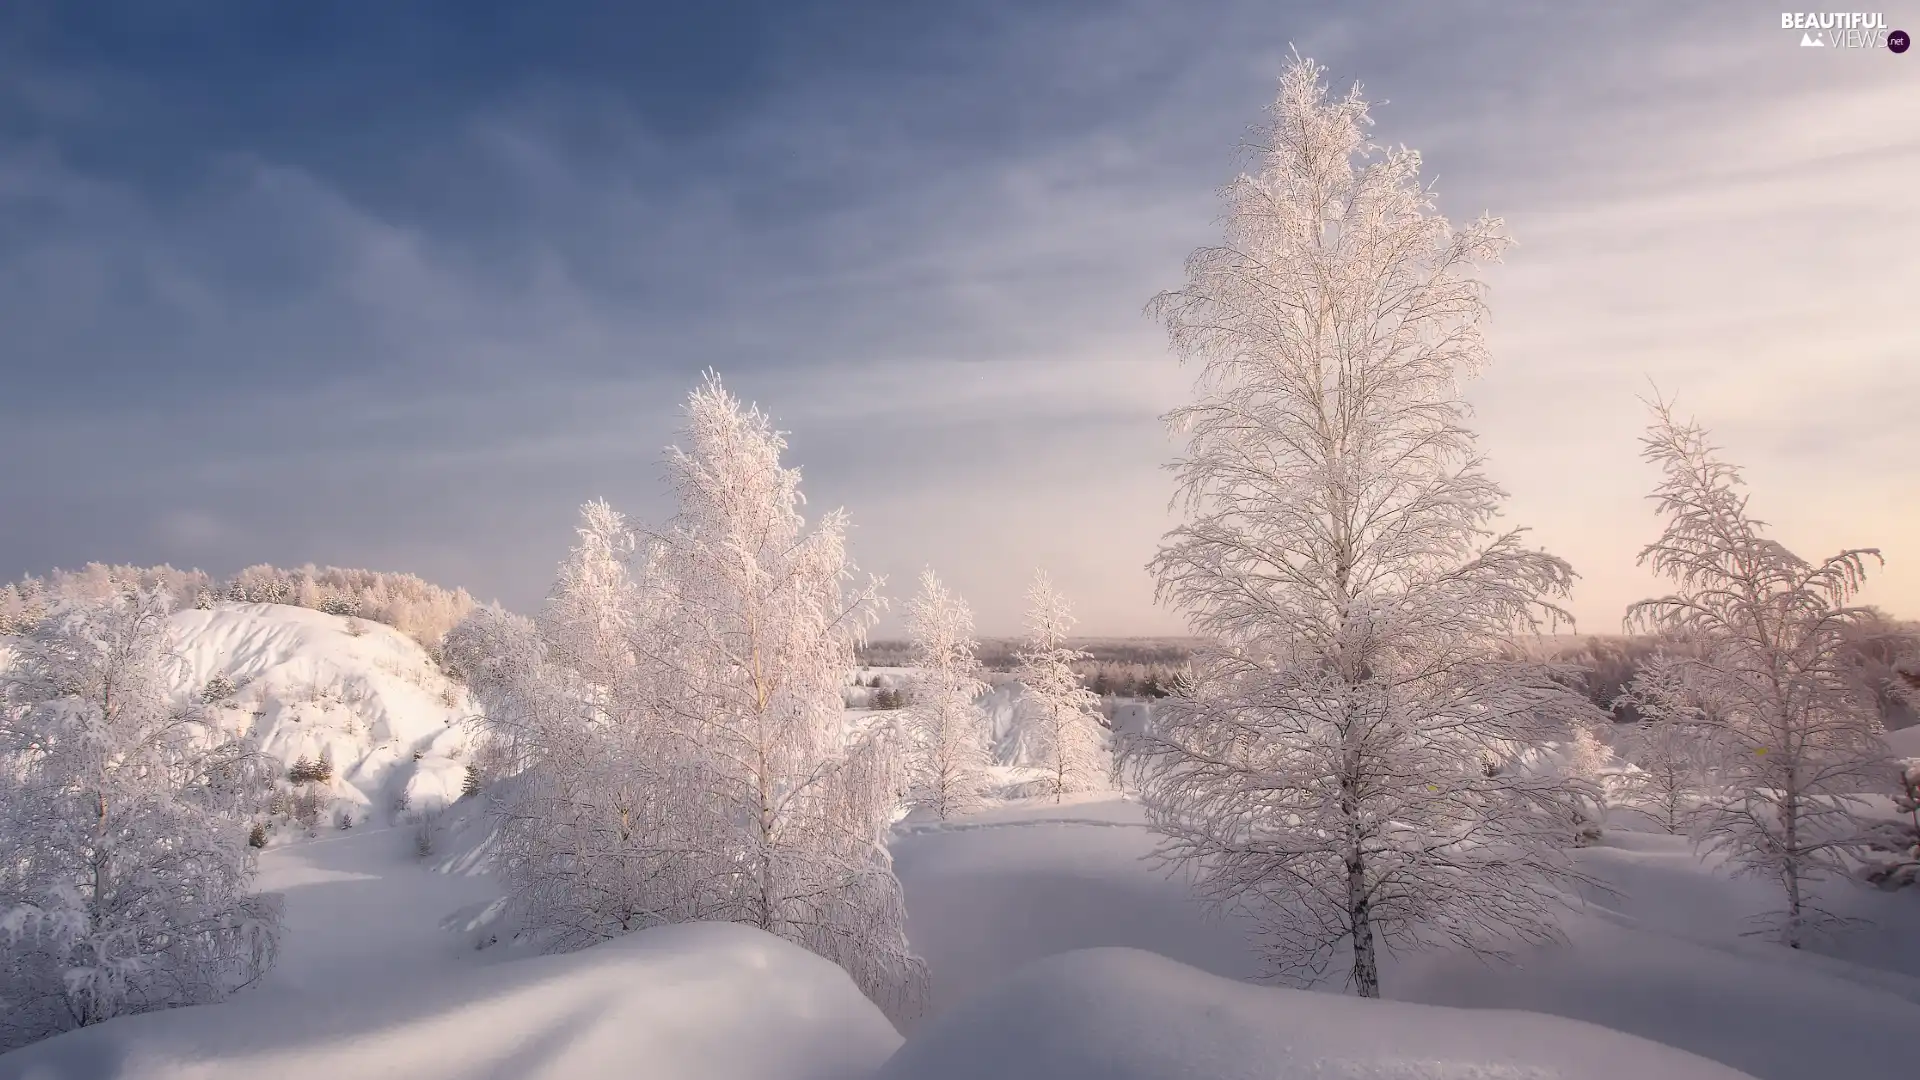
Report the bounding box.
[0,562,477,649]
[861,637,1196,699]
[1541,616,1920,730]
[863,624,1920,725]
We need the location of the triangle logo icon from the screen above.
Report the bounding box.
[1801,31,1825,45]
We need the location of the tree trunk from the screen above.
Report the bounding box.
[1340,761,1379,998]
[1348,850,1379,997]
[1782,781,1802,949]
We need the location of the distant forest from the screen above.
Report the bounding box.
[862,620,1920,730]
[8,563,1912,729]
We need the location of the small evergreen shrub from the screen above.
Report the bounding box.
[201,673,238,703]
[290,789,326,829]
[288,756,333,784]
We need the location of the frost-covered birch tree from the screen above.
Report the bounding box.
[1126,54,1601,998]
[453,384,928,1020]
[448,501,715,952]
[1564,724,1612,846]
[1013,572,1109,801]
[0,589,280,1050]
[635,373,926,1022]
[903,569,992,819]
[1617,671,1711,834]
[1626,401,1891,946]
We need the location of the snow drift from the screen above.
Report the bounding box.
[875,947,1758,1080]
[0,922,902,1080]
[1884,723,1920,758]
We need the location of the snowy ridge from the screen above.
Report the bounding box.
[170,603,476,822]
[876,947,1758,1080]
[0,923,902,1080]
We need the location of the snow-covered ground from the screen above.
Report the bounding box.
[1885,722,1920,758]
[0,861,901,1080]
[893,794,1920,1079]
[6,623,1919,1080]
[878,947,1757,1080]
[8,786,1917,1079]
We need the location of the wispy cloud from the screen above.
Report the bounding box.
[2,1,1912,634]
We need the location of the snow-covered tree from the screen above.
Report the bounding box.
[1627,401,1892,946]
[0,589,281,1050]
[540,500,639,698]
[1863,757,1919,890]
[903,569,992,819]
[1891,651,1920,719]
[636,373,926,1022]
[1012,572,1109,801]
[1616,666,1711,834]
[1564,724,1611,846]
[458,375,926,1022]
[1125,54,1601,998]
[449,500,716,953]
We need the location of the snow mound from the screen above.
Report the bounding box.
[876,947,1757,1080]
[1884,723,1920,758]
[0,922,902,1080]
[169,603,475,821]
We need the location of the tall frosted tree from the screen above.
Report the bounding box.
[637,373,926,1022]
[541,499,640,701]
[453,379,927,1022]
[1626,401,1891,946]
[449,503,713,952]
[903,569,992,819]
[0,589,281,1050]
[1126,54,1600,998]
[1013,572,1109,801]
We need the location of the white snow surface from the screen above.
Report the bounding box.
[1883,723,1920,758]
[0,914,900,1080]
[891,795,1920,1080]
[4,791,1917,1080]
[3,654,1917,1080]
[168,603,476,818]
[875,946,1757,1080]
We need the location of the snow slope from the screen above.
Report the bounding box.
[169,603,476,821]
[877,947,1757,1080]
[0,920,901,1080]
[1884,723,1920,758]
[892,797,1261,1018]
[247,823,506,997]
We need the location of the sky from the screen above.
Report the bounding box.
[2,1,1915,637]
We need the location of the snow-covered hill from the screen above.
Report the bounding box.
[170,603,476,826]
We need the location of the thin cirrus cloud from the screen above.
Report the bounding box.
[0,1,1912,636]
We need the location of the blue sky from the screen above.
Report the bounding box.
[3,1,1915,634]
